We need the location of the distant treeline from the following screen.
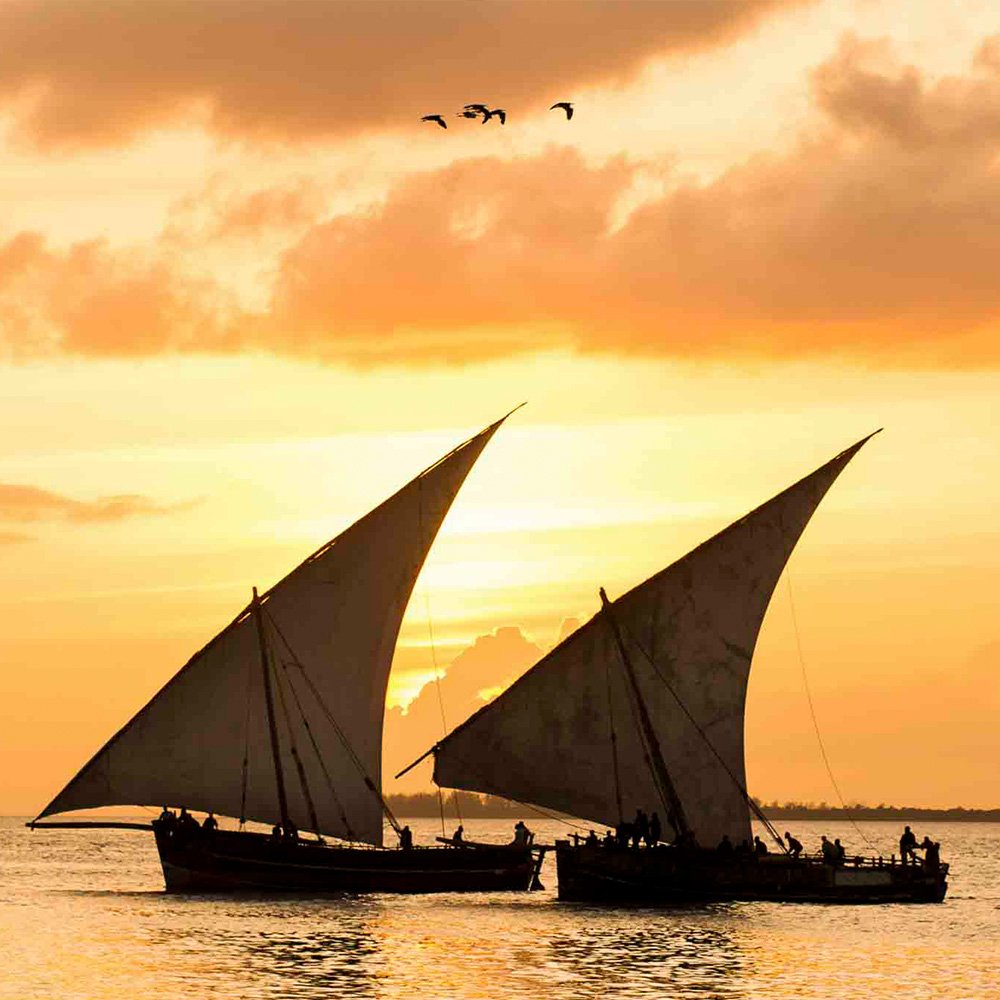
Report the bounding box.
[387,792,529,818]
[756,801,1000,823]
[385,793,1000,823]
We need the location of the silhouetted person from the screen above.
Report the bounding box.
[834,838,846,864]
[178,808,199,839]
[270,823,282,843]
[784,831,803,858]
[632,809,648,849]
[648,812,662,847]
[202,812,218,833]
[586,829,598,847]
[924,841,941,871]
[900,826,917,865]
[754,835,768,857]
[820,835,837,863]
[615,821,632,848]
[452,824,464,845]
[399,825,413,850]
[717,834,734,854]
[603,829,615,847]
[156,807,176,834]
[512,821,532,848]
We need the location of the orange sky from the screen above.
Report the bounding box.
[1,0,999,816]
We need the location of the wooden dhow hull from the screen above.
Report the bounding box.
[555,843,948,904]
[155,827,536,894]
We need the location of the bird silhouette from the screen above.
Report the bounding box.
[464,104,491,116]
[484,108,506,125]
[456,110,481,119]
[421,114,448,129]
[550,102,574,120]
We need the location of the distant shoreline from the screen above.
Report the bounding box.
[385,793,1000,823]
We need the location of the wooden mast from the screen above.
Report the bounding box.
[599,587,692,842]
[252,586,291,833]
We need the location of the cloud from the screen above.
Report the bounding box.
[0,231,233,358]
[256,33,1000,365]
[0,0,792,149]
[4,33,1000,367]
[0,530,33,545]
[386,626,542,790]
[0,483,194,523]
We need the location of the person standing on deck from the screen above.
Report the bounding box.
[899,826,918,864]
[201,812,218,834]
[632,809,648,849]
[398,825,413,850]
[784,831,803,857]
[648,812,662,847]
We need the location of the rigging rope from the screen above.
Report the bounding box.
[277,655,355,839]
[417,479,462,831]
[239,630,254,829]
[264,606,402,837]
[784,572,875,850]
[624,624,787,852]
[424,594,462,829]
[271,647,323,838]
[604,653,624,825]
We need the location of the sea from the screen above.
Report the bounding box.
[1,817,997,1000]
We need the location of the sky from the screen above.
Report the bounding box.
[1,0,999,816]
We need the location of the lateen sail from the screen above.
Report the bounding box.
[37,416,509,846]
[431,434,876,848]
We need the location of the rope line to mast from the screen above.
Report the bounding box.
[270,643,323,838]
[418,479,462,832]
[264,605,402,837]
[276,655,355,839]
[604,653,624,825]
[239,627,254,828]
[623,624,787,852]
[784,571,875,850]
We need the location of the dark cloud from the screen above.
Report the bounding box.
[0,484,194,523]
[0,0,793,149]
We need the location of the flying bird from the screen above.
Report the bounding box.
[550,102,574,120]
[464,104,491,116]
[421,114,448,129]
[484,108,506,125]
[456,110,481,119]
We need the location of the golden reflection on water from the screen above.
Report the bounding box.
[3,820,999,1000]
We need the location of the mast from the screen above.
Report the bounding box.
[252,586,291,833]
[599,587,691,841]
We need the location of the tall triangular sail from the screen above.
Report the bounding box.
[431,435,875,847]
[38,416,508,846]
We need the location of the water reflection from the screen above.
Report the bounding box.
[4,819,1000,1000]
[144,900,382,998]
[548,918,745,998]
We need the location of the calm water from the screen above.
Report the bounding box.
[1,817,997,999]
